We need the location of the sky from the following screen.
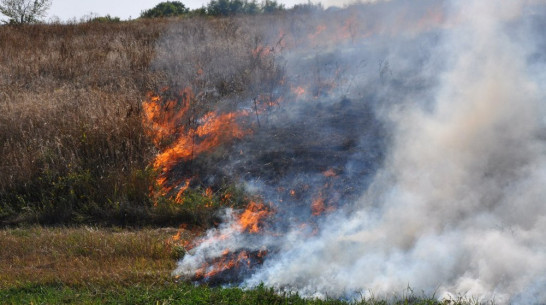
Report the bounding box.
[44,0,309,21]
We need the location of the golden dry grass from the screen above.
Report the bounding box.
[0,16,283,226]
[0,226,198,289]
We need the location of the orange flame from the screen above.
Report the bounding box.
[142,87,250,202]
[238,201,272,233]
[142,88,192,146]
[252,44,273,59]
[309,24,327,40]
[311,194,325,216]
[292,86,306,97]
[322,168,337,177]
[174,178,192,203]
[152,111,248,174]
[194,251,251,279]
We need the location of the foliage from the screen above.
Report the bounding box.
[88,14,121,23]
[0,0,51,24]
[262,0,284,14]
[140,1,189,18]
[205,0,283,16]
[139,0,285,17]
[291,1,323,13]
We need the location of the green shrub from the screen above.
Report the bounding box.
[140,1,189,18]
[88,14,121,23]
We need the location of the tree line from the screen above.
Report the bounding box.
[141,0,285,18]
[0,0,306,24]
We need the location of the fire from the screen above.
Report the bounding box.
[153,110,248,174]
[166,1,468,288]
[172,230,182,242]
[174,178,192,203]
[292,86,306,97]
[237,201,272,233]
[142,87,250,203]
[309,24,327,40]
[182,201,274,282]
[322,168,337,177]
[170,224,203,253]
[252,44,273,59]
[142,88,192,146]
[194,250,253,280]
[311,194,325,216]
[204,187,213,198]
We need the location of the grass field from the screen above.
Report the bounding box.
[0,227,475,305]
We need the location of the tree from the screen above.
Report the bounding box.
[206,0,253,16]
[140,1,189,18]
[204,0,283,16]
[88,14,121,23]
[0,0,51,24]
[262,0,283,14]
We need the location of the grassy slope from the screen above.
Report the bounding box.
[0,18,264,227]
[0,20,164,226]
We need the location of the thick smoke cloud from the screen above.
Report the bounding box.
[172,0,546,303]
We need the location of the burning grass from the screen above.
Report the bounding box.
[0,16,279,227]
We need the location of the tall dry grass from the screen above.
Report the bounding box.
[0,16,288,226]
[0,21,169,225]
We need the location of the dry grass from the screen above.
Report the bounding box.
[0,16,287,226]
[0,12,338,226]
[0,226,196,289]
[0,20,173,225]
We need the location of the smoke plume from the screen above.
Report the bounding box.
[169,0,546,303]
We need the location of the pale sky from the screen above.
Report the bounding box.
[45,0,308,21]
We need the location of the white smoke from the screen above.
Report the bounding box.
[174,0,546,303]
[243,1,546,303]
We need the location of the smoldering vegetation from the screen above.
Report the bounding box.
[154,0,445,225]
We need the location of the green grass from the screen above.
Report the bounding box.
[0,282,462,305]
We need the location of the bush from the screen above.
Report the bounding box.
[262,0,284,14]
[140,1,189,18]
[88,14,121,23]
[205,0,284,16]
